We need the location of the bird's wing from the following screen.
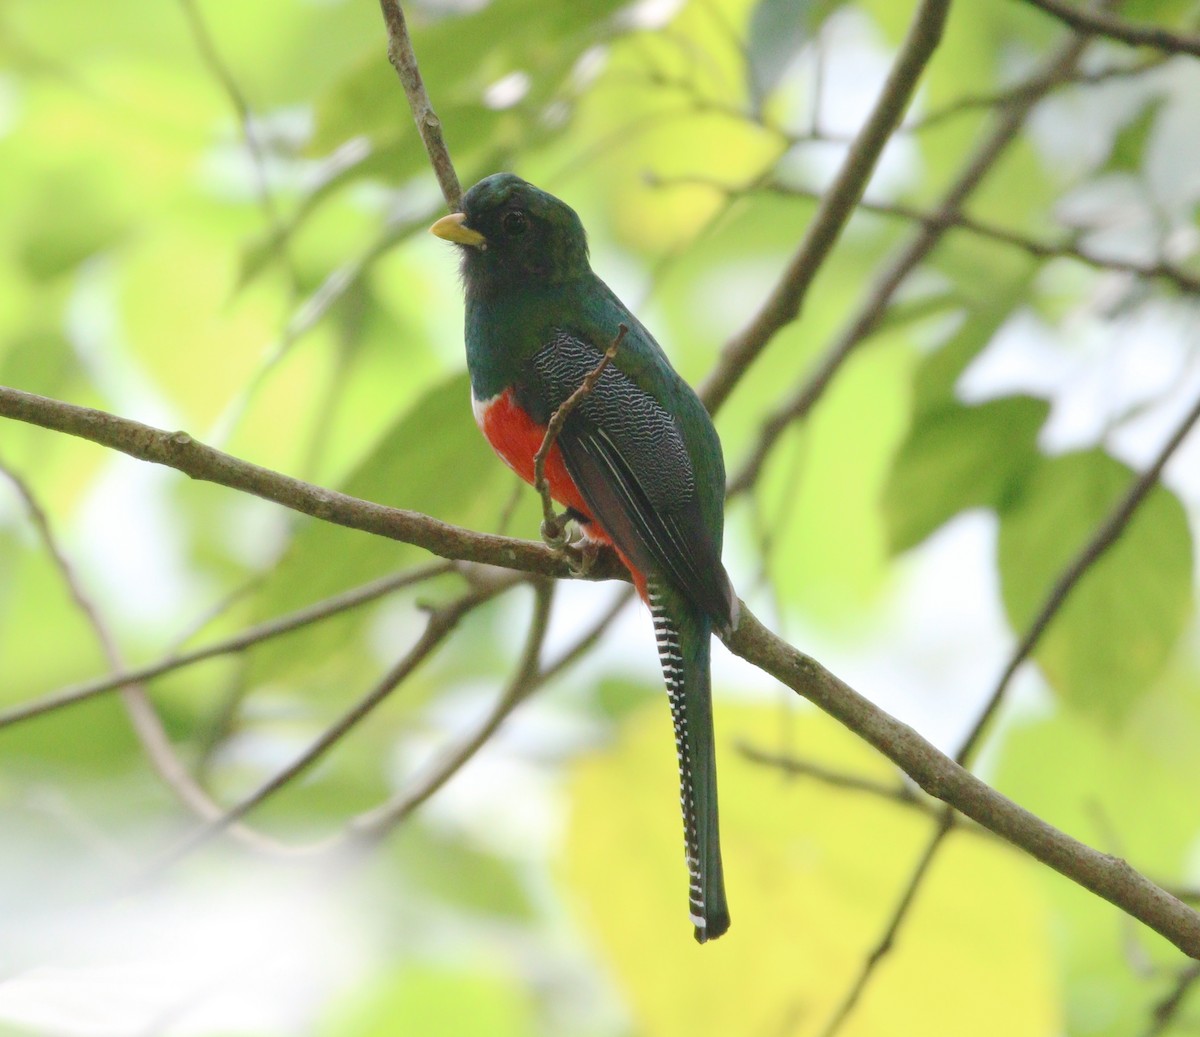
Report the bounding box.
[519,332,732,626]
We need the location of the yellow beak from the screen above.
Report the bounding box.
[430,212,487,248]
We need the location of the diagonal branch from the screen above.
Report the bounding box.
[699,0,951,415]
[143,576,522,873]
[5,386,1199,953]
[0,562,453,730]
[0,385,630,585]
[1018,0,1200,56]
[377,0,462,209]
[727,22,1101,498]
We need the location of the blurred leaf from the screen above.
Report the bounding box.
[246,372,503,681]
[884,394,1049,553]
[320,963,535,1037]
[746,0,845,107]
[1102,97,1163,175]
[997,449,1193,721]
[996,690,1200,1034]
[564,704,1058,1035]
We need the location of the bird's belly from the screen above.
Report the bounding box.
[473,387,649,601]
[473,388,596,525]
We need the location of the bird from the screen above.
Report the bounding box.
[431,173,735,942]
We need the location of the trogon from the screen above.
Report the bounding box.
[431,173,736,942]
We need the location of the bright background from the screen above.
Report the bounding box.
[1,0,1200,1034]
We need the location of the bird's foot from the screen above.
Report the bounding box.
[540,511,571,550]
[567,539,600,577]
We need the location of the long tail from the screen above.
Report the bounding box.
[647,579,730,943]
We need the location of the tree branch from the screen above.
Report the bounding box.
[1019,0,1200,57]
[377,0,462,210]
[723,610,1200,958]
[4,391,1198,951]
[699,0,951,415]
[0,562,453,730]
[0,385,629,584]
[728,23,1099,497]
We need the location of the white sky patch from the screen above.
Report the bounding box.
[483,71,531,111]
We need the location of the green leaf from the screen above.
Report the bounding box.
[997,449,1193,721]
[884,394,1049,553]
[245,372,505,682]
[1102,97,1163,175]
[565,705,1057,1035]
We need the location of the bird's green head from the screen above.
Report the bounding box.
[430,173,591,291]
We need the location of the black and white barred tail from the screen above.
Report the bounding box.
[647,578,730,943]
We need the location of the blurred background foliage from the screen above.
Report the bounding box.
[1,0,1200,1033]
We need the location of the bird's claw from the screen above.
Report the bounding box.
[567,540,599,577]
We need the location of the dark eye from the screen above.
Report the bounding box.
[502,210,528,237]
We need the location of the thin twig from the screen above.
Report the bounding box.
[738,742,928,810]
[957,385,1200,764]
[377,0,462,209]
[907,53,1169,131]
[142,576,522,874]
[1142,961,1200,1037]
[0,460,289,855]
[816,814,956,1037]
[533,325,627,545]
[0,562,453,730]
[728,23,1102,498]
[699,0,952,415]
[1019,0,1200,57]
[349,579,555,841]
[176,0,298,287]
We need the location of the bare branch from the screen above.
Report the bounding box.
[1019,0,1200,57]
[176,0,297,285]
[728,24,1100,497]
[738,742,929,811]
[699,0,952,415]
[377,0,462,209]
[1143,961,1200,1037]
[144,576,521,873]
[957,385,1200,764]
[0,460,289,855]
[0,385,630,585]
[349,579,555,840]
[0,562,453,730]
[817,815,956,1037]
[533,324,626,545]
[723,609,1200,958]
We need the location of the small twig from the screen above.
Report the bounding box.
[349,579,554,841]
[738,742,928,810]
[817,813,956,1037]
[0,460,289,855]
[533,325,627,547]
[956,384,1200,764]
[727,21,1103,498]
[0,562,453,730]
[1143,961,1200,1037]
[176,0,298,288]
[377,0,462,210]
[699,0,951,415]
[907,53,1169,132]
[140,576,522,875]
[1019,0,1200,57]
